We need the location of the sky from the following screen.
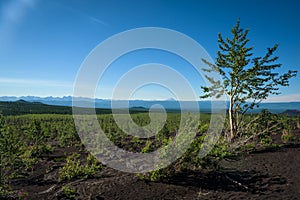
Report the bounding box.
[0,0,299,101]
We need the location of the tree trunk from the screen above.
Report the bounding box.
[229,96,235,142]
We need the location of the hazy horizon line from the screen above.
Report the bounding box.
[0,95,300,103]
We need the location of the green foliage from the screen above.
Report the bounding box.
[149,167,173,181]
[180,135,206,167]
[20,149,37,171]
[23,144,53,158]
[0,109,298,194]
[280,115,298,135]
[137,166,174,182]
[209,143,232,161]
[281,133,296,143]
[138,117,232,182]
[62,185,77,199]
[260,135,273,147]
[20,144,53,170]
[139,134,233,182]
[58,153,101,181]
[239,142,256,152]
[199,124,209,133]
[59,153,82,181]
[58,128,79,147]
[25,120,43,144]
[141,140,154,153]
[185,137,233,170]
[0,117,24,187]
[0,185,11,199]
[243,110,281,142]
[86,153,102,175]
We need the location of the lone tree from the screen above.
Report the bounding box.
[200,19,297,142]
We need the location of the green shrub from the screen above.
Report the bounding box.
[281,133,296,143]
[240,142,256,152]
[59,154,82,181]
[260,135,273,147]
[0,185,11,199]
[20,144,53,170]
[137,166,174,182]
[209,143,232,160]
[141,140,153,153]
[138,133,230,181]
[59,153,101,181]
[198,123,209,133]
[62,185,77,199]
[149,167,173,181]
[20,149,37,171]
[58,129,79,147]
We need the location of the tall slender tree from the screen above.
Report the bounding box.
[200,19,297,141]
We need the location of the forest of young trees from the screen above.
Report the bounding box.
[0,108,299,198]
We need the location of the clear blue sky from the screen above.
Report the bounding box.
[0,0,299,101]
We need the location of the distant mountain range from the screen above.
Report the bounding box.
[0,96,300,114]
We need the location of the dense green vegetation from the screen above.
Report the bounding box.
[0,112,200,197]
[0,109,299,197]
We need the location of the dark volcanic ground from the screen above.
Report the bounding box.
[10,132,300,200]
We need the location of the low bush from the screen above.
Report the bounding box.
[61,185,77,199]
[59,153,102,181]
[141,140,154,153]
[281,133,297,143]
[138,133,233,181]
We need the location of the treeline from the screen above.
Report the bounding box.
[0,100,151,116]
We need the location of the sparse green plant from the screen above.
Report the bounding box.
[0,185,11,199]
[59,153,83,181]
[281,133,296,143]
[240,142,256,152]
[260,135,273,147]
[141,140,154,153]
[198,122,209,133]
[149,167,173,181]
[138,119,233,182]
[62,185,77,199]
[209,143,232,161]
